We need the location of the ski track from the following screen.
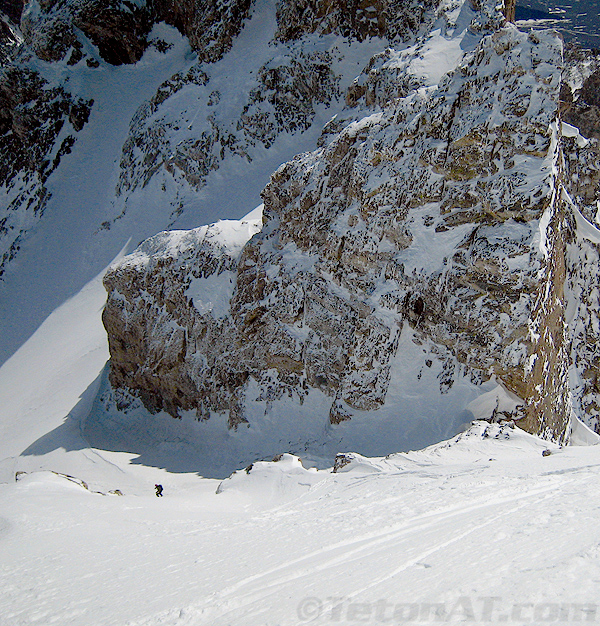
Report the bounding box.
[100,460,600,626]
[2,439,600,626]
[172,484,564,624]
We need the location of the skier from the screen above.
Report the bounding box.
[155,484,163,497]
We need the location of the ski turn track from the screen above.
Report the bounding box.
[125,463,596,626]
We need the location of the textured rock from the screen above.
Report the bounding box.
[0,65,93,276]
[553,47,600,436]
[3,0,420,278]
[5,0,598,447]
[503,0,515,22]
[234,25,568,436]
[563,69,600,141]
[1,0,440,277]
[155,0,252,64]
[114,47,342,204]
[111,0,440,223]
[20,0,153,65]
[1,0,24,25]
[274,0,437,42]
[103,213,262,424]
[0,3,21,64]
[19,0,254,66]
[103,16,595,444]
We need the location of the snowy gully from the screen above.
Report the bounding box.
[296,596,598,624]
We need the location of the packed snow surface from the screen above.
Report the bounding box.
[2,422,600,625]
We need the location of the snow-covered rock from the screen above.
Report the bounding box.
[110,0,443,232]
[0,0,448,370]
[102,2,600,447]
[5,0,600,458]
[0,65,93,276]
[0,0,436,287]
[103,208,263,420]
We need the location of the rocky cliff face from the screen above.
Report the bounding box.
[103,212,263,420]
[102,0,600,447]
[7,0,600,451]
[274,0,437,42]
[560,47,600,435]
[19,0,253,66]
[111,0,442,230]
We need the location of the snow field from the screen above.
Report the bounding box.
[1,423,600,626]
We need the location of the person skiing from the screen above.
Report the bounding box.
[155,484,163,497]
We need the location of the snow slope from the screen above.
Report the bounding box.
[2,422,600,626]
[0,23,194,365]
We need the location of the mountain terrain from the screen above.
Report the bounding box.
[2,1,600,625]
[96,0,600,455]
[2,0,600,466]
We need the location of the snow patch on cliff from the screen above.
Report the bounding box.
[185,271,235,318]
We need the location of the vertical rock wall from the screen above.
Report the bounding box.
[102,22,592,443]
